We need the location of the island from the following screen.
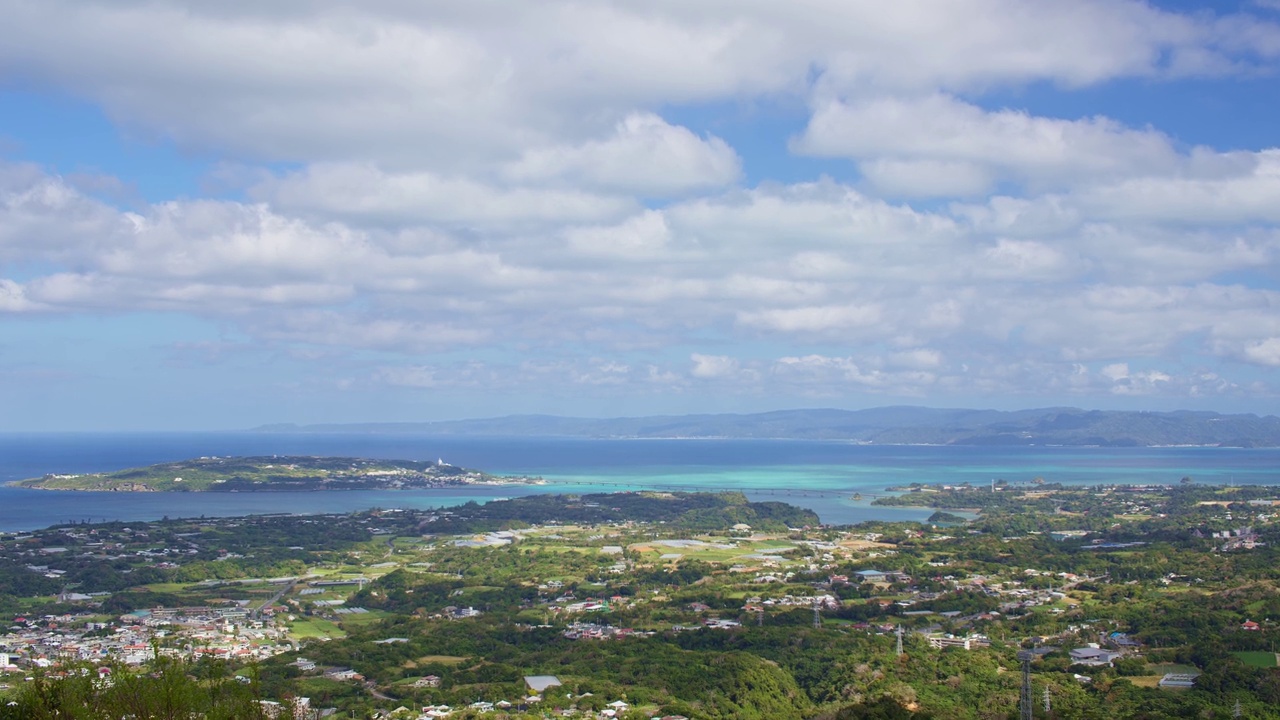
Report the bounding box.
[10,455,543,492]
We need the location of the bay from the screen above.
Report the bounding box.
[2,433,1278,531]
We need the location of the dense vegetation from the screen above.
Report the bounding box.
[6,481,1280,717]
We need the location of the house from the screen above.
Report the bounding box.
[1069,647,1121,666]
[1242,620,1261,631]
[1107,632,1141,648]
[1158,673,1198,688]
[412,675,441,688]
[524,675,562,694]
[927,634,990,650]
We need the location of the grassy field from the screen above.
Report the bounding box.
[1129,663,1203,689]
[1233,651,1278,668]
[335,610,392,626]
[289,618,347,639]
[414,655,466,665]
[1148,664,1200,675]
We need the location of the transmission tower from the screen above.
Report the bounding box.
[1234,699,1243,718]
[895,624,904,656]
[1043,686,1050,714]
[812,600,821,628]
[1018,651,1033,720]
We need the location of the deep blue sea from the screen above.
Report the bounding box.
[2,433,1278,531]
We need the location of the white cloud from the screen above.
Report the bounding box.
[1101,363,1131,382]
[1076,149,1280,224]
[858,159,994,198]
[0,279,40,312]
[795,93,1181,195]
[890,349,944,370]
[978,238,1071,279]
[505,113,741,196]
[2,0,1276,173]
[375,365,438,388]
[770,354,937,393]
[1242,338,1280,366]
[6,2,1280,424]
[252,163,636,229]
[738,304,882,334]
[565,210,674,260]
[4,137,1280,404]
[690,353,739,379]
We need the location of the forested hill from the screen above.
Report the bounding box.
[255,407,1280,447]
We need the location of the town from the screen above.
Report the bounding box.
[3,481,1280,718]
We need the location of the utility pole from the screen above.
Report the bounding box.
[1018,651,1033,720]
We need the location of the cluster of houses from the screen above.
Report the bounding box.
[0,606,292,672]
[562,622,652,640]
[1215,526,1265,551]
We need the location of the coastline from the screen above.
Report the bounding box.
[7,477,543,492]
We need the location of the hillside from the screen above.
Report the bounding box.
[255,407,1280,447]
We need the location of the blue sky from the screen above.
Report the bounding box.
[3,1,1280,430]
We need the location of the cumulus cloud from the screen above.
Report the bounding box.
[1075,149,1280,224]
[794,93,1181,194]
[4,0,1280,414]
[565,210,674,260]
[252,163,636,229]
[2,0,1276,170]
[505,113,741,196]
[1242,338,1280,366]
[738,304,883,334]
[5,159,1280,405]
[690,353,739,379]
[0,278,40,312]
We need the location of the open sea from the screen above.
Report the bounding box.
[2,433,1279,531]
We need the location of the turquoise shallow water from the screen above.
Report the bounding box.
[1,434,1277,530]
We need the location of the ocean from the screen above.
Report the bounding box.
[2,433,1278,531]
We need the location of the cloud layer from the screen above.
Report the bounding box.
[3,0,1280,422]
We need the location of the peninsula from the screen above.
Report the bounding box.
[11,456,541,492]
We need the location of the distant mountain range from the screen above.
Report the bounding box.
[253,407,1280,447]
